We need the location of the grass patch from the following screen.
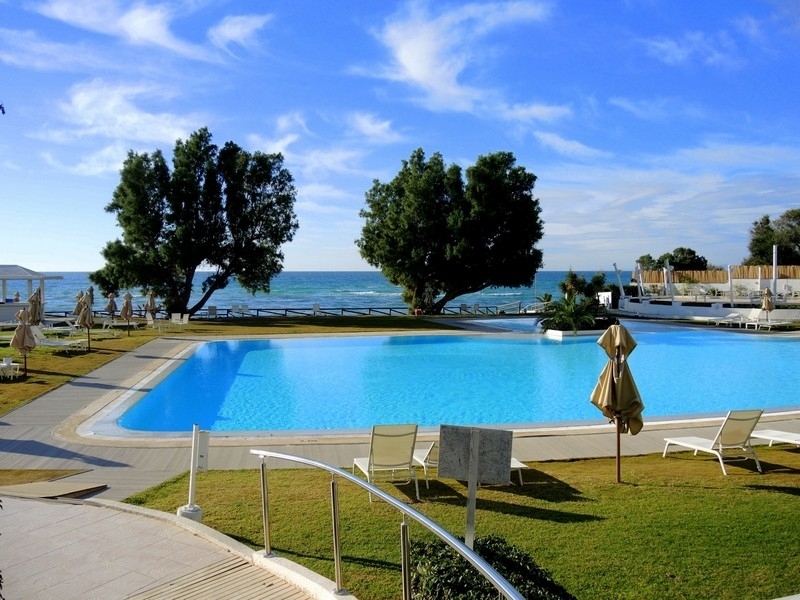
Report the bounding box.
[125,446,800,600]
[0,470,86,486]
[0,315,455,417]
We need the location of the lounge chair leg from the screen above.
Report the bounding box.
[715,452,729,476]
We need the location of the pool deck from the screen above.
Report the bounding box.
[3,332,800,599]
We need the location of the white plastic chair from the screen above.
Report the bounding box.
[354,424,420,502]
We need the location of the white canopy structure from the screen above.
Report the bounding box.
[0,265,63,323]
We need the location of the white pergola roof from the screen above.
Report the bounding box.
[0,265,62,281]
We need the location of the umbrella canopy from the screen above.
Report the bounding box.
[86,285,94,306]
[591,324,645,434]
[120,292,134,336]
[144,290,157,316]
[75,296,94,349]
[27,287,43,325]
[590,323,645,483]
[73,290,84,316]
[761,288,775,317]
[10,308,36,376]
[76,297,94,329]
[105,293,118,317]
[120,292,133,320]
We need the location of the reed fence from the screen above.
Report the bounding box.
[639,266,800,284]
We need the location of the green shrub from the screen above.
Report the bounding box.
[410,535,576,600]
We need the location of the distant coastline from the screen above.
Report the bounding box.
[25,269,630,315]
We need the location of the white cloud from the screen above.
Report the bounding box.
[498,102,571,123]
[347,112,404,144]
[208,14,272,54]
[36,0,214,61]
[641,31,741,68]
[43,141,130,176]
[533,131,610,158]
[0,28,111,71]
[42,78,201,145]
[367,1,550,112]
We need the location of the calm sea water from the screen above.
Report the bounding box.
[33,270,630,315]
[113,320,799,433]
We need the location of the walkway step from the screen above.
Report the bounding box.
[126,556,308,599]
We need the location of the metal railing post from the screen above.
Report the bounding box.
[330,475,344,593]
[401,516,411,600]
[259,458,272,555]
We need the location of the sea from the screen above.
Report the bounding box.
[29,270,631,315]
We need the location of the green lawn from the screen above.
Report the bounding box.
[126,446,800,600]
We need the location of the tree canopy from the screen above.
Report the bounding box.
[636,247,708,271]
[90,128,299,315]
[743,209,800,265]
[356,148,544,314]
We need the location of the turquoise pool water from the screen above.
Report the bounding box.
[117,320,800,433]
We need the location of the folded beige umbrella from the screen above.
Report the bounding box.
[10,308,36,376]
[104,293,117,318]
[120,292,134,336]
[590,323,645,483]
[761,288,775,322]
[72,290,84,316]
[27,288,43,325]
[75,296,94,350]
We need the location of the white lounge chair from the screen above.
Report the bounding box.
[145,313,165,331]
[170,313,189,328]
[413,441,528,488]
[30,326,87,352]
[663,409,764,475]
[354,424,420,502]
[711,313,743,327]
[750,429,800,447]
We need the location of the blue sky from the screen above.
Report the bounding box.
[2,1,800,273]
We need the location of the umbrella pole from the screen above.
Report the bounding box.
[615,412,622,484]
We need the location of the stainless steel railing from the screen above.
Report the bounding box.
[250,449,524,600]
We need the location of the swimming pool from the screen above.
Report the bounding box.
[112,320,800,434]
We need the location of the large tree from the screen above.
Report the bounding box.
[90,128,299,315]
[356,148,544,314]
[743,210,800,265]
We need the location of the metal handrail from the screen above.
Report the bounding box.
[250,449,524,600]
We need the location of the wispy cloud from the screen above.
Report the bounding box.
[641,30,742,68]
[0,28,112,71]
[533,131,610,158]
[347,112,405,144]
[498,102,571,123]
[364,1,550,112]
[609,96,704,120]
[39,78,201,145]
[208,14,272,55]
[35,0,215,61]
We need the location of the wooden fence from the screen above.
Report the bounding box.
[639,266,800,284]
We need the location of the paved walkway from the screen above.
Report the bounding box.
[2,333,800,599]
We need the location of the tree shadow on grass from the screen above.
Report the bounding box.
[418,480,603,524]
[744,484,800,497]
